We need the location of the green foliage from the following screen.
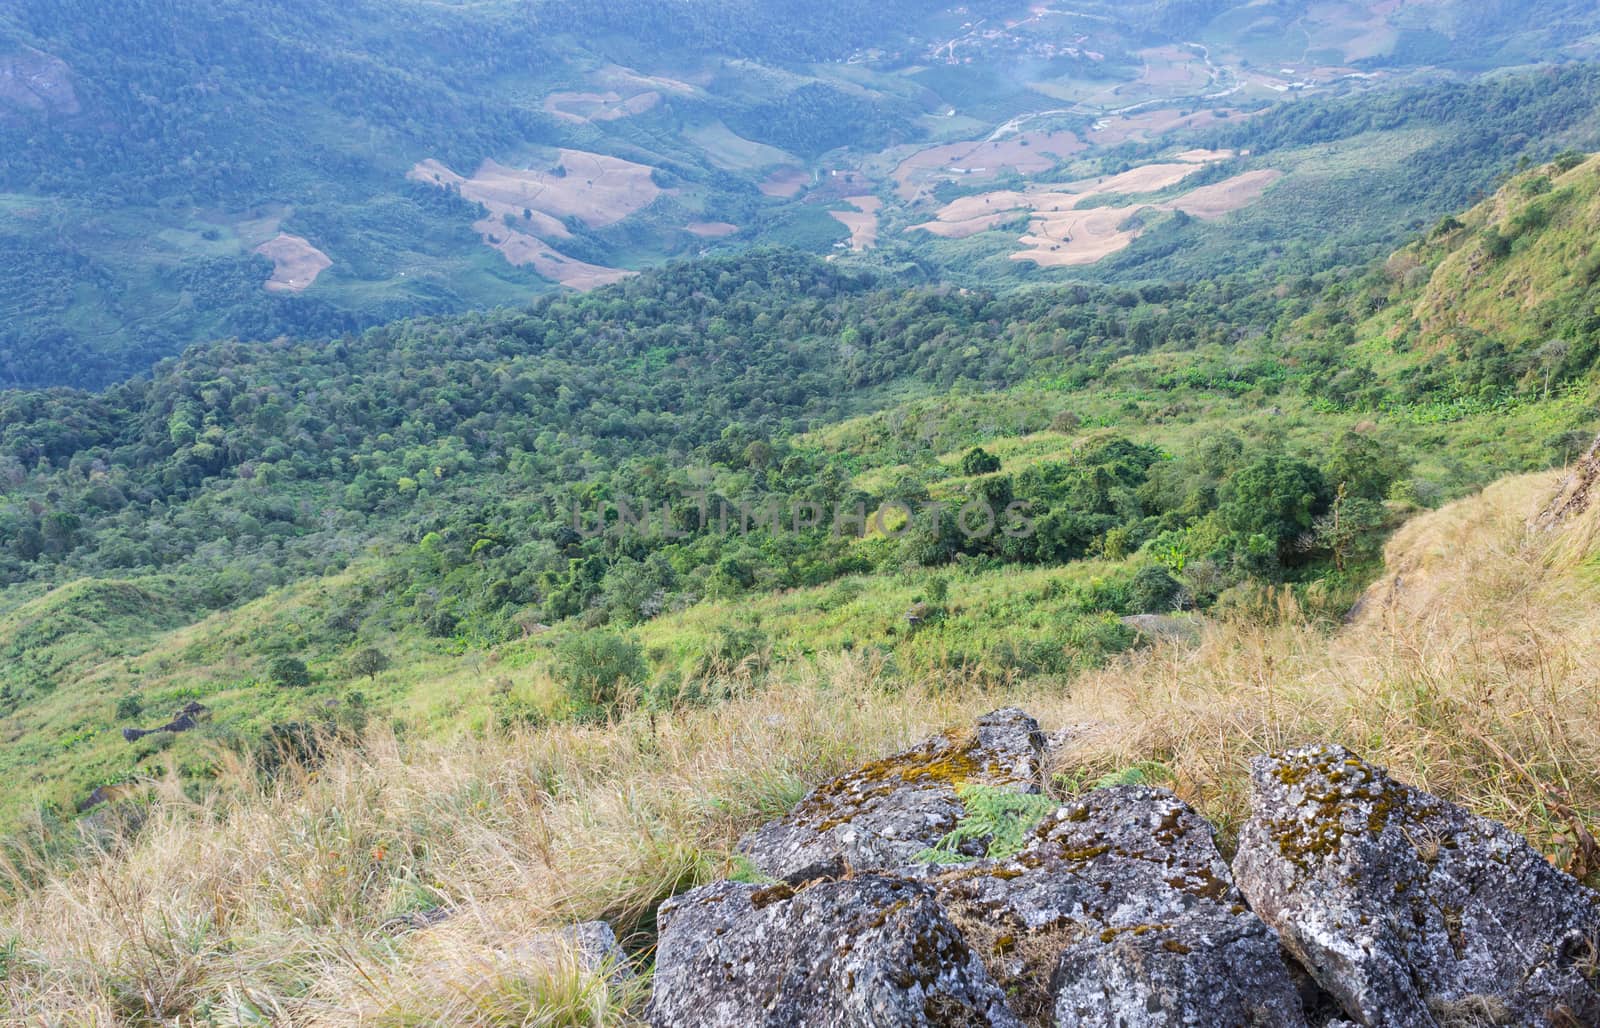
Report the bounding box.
[349,648,390,681]
[914,785,1059,864]
[959,447,1002,476]
[267,656,311,690]
[113,692,143,721]
[1127,565,1182,614]
[1218,454,1331,556]
[1093,762,1174,790]
[555,632,647,721]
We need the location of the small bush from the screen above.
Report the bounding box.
[114,692,144,720]
[555,631,647,721]
[959,447,1002,476]
[267,656,311,689]
[350,648,391,680]
[1127,565,1182,614]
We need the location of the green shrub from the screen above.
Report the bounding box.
[350,648,391,680]
[555,631,646,721]
[1218,454,1330,559]
[267,656,311,689]
[915,785,1058,863]
[114,692,144,720]
[1127,565,1182,614]
[959,447,1002,476]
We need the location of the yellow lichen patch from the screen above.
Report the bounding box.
[787,729,1029,832]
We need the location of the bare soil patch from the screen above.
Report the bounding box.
[911,156,1280,268]
[1176,148,1235,163]
[0,48,78,119]
[256,233,331,293]
[760,167,811,198]
[1014,206,1143,266]
[892,131,1084,201]
[410,149,662,290]
[1088,108,1234,147]
[1168,169,1283,219]
[685,221,739,238]
[543,90,661,125]
[829,197,882,251]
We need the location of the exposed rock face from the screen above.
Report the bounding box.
[920,787,1307,1027]
[652,721,1600,1027]
[1234,745,1600,1027]
[1118,613,1203,645]
[647,875,1021,1027]
[122,700,209,742]
[738,708,1045,883]
[0,48,79,119]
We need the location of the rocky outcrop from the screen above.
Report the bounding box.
[647,876,1020,1027]
[1234,745,1600,1027]
[0,48,79,120]
[738,708,1045,883]
[122,700,209,742]
[649,720,1600,1027]
[922,786,1307,1026]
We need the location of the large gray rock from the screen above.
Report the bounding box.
[739,708,1045,882]
[647,875,1021,1027]
[1234,745,1600,1027]
[921,786,1308,1026]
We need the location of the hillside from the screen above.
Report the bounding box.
[4,445,1600,1022]
[8,1,1600,385]
[0,156,1598,834]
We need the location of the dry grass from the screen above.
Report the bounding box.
[5,470,1600,1022]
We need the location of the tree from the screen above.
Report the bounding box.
[1323,430,1408,502]
[1219,454,1330,559]
[350,648,391,680]
[268,656,312,688]
[960,447,1001,476]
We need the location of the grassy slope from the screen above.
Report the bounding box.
[0,331,1589,828]
[7,146,1600,1027]
[4,459,1599,1022]
[9,153,1600,824]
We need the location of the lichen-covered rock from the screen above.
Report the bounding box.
[739,709,1045,882]
[506,920,633,984]
[647,875,1021,1028]
[921,786,1307,1026]
[1234,745,1600,1027]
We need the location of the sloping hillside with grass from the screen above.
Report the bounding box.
[9,156,1600,832]
[1397,151,1600,369]
[4,451,1599,1023]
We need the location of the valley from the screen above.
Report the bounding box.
[7,0,1600,386]
[7,2,1600,1023]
